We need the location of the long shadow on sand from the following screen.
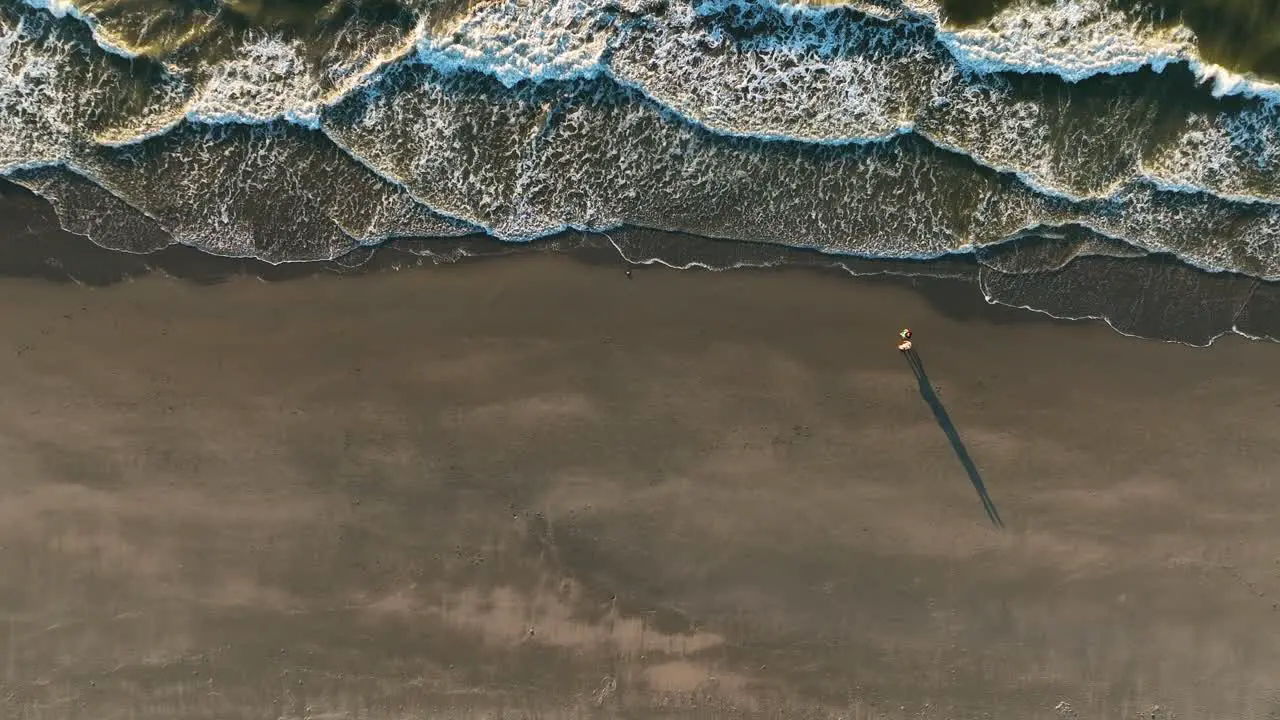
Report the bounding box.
[904,348,1004,528]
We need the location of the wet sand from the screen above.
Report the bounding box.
[2,226,1280,719]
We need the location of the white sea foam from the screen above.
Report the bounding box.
[929,0,1280,102]
[414,0,611,86]
[8,0,426,142]
[174,34,329,128]
[934,0,1194,80]
[1143,106,1280,204]
[607,0,945,143]
[19,0,139,58]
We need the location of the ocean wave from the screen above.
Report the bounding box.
[926,0,1280,101]
[24,0,1280,103]
[977,251,1266,346]
[28,60,1267,285]
[4,0,1280,288]
[42,123,473,262]
[8,0,1280,211]
[19,0,139,58]
[9,164,173,253]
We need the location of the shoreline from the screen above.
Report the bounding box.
[2,178,1276,347]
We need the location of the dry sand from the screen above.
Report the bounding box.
[1,225,1280,719]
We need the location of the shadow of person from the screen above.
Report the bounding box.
[903,348,1004,528]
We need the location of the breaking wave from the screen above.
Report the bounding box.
[2,0,1280,342]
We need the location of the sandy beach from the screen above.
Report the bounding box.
[2,211,1280,719]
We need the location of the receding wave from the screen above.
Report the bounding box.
[6,181,1275,347]
[3,0,1280,344]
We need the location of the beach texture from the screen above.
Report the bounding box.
[3,208,1279,719]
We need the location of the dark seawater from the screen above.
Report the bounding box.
[3,0,1280,344]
